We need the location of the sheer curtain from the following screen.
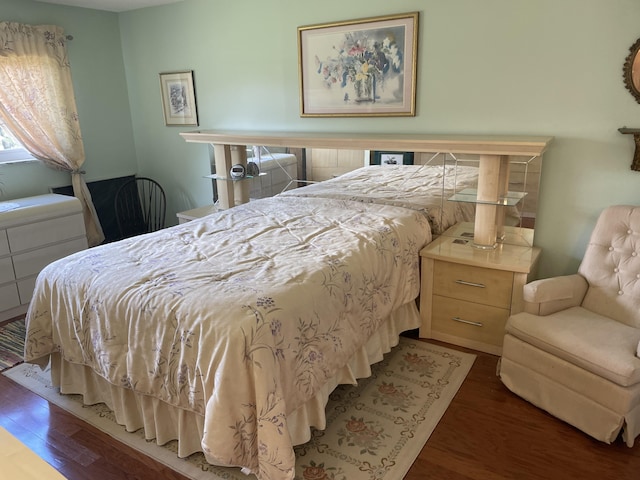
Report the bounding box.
[0,22,104,246]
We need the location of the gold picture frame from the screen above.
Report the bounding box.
[159,70,199,126]
[298,12,419,117]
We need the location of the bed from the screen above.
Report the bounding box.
[23,165,476,480]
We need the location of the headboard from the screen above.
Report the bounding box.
[181,130,553,248]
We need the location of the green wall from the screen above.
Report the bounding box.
[2,0,640,279]
[119,0,640,278]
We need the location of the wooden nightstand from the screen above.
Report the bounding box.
[419,223,541,355]
[176,204,219,224]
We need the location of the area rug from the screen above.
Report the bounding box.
[4,337,475,480]
[0,318,25,371]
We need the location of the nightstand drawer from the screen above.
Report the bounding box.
[432,294,509,347]
[433,261,513,309]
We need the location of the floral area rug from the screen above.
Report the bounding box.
[0,318,25,371]
[3,337,475,480]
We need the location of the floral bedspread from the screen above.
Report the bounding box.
[24,195,431,480]
[280,165,477,234]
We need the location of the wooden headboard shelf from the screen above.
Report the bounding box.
[181,130,553,248]
[181,130,552,156]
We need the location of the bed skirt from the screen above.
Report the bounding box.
[45,300,421,463]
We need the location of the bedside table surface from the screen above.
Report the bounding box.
[421,230,540,274]
[176,204,219,222]
[444,222,535,247]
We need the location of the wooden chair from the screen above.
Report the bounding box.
[114,177,166,240]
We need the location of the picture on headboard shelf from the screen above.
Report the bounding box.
[371,150,414,166]
[297,12,419,117]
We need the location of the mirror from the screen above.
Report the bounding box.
[304,148,542,247]
[416,152,540,247]
[623,36,640,103]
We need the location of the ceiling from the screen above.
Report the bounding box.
[36,0,183,13]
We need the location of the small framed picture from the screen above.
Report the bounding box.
[371,150,414,166]
[159,70,199,126]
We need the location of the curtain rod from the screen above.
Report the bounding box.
[65,34,74,41]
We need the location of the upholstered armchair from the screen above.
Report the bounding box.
[499,205,640,447]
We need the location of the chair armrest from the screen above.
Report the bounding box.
[523,274,588,316]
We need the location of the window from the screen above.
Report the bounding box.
[0,120,36,163]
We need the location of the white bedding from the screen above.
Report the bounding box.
[25,194,431,480]
[280,164,478,234]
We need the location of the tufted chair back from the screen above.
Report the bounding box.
[578,205,640,328]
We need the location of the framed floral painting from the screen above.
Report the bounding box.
[298,12,419,117]
[159,70,199,126]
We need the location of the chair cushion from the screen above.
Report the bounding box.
[506,306,640,387]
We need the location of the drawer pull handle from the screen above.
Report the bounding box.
[452,317,484,327]
[455,279,486,288]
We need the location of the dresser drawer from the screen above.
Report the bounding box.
[12,238,87,279]
[0,257,14,284]
[0,283,20,311]
[432,294,509,347]
[433,260,513,309]
[0,229,8,256]
[17,276,37,305]
[7,213,86,253]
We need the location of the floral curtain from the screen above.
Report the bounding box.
[0,22,104,246]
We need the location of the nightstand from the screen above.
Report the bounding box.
[419,223,541,355]
[176,204,218,224]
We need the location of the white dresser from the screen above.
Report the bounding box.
[0,194,88,321]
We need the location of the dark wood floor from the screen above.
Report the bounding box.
[1,339,638,480]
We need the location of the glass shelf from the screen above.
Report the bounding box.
[448,188,527,206]
[204,173,267,181]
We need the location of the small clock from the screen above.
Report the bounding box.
[230,164,246,179]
